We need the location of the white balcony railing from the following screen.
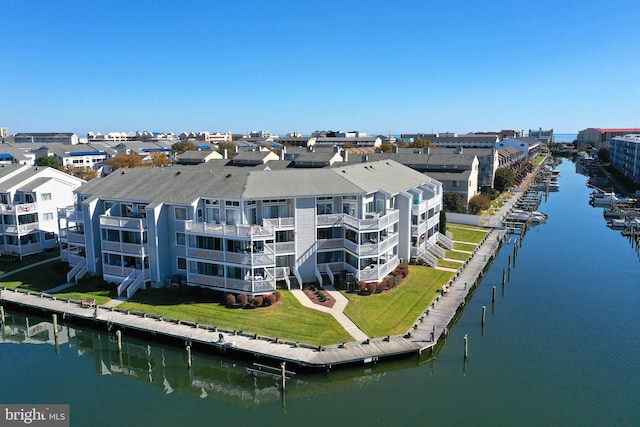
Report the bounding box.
[58,206,83,222]
[101,240,147,255]
[99,215,146,230]
[186,246,275,266]
[185,221,275,239]
[318,209,400,232]
[263,217,295,229]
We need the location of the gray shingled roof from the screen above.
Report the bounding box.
[79,160,439,205]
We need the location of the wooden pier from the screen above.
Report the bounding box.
[0,229,504,370]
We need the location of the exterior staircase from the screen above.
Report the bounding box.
[320,272,332,288]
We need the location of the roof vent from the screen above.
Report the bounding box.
[121,170,126,175]
[225,173,232,178]
[175,171,181,176]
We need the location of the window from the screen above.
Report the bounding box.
[44,232,55,240]
[41,193,52,201]
[176,232,185,245]
[177,257,186,270]
[43,212,54,221]
[175,207,187,220]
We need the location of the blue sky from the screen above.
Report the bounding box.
[2,0,639,136]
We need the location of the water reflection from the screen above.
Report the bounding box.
[0,310,437,408]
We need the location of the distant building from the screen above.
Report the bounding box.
[609,134,640,184]
[308,136,381,148]
[14,132,79,145]
[0,128,8,138]
[577,128,640,148]
[528,128,553,143]
[498,137,542,157]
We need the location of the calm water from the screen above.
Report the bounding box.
[1,158,639,427]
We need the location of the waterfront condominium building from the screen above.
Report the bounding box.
[0,165,85,259]
[59,160,444,298]
[609,134,640,185]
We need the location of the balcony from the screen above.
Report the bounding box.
[101,240,148,255]
[186,246,275,267]
[188,270,276,294]
[268,241,295,253]
[100,214,147,230]
[317,209,400,231]
[4,223,39,235]
[1,202,38,215]
[103,264,142,279]
[58,206,83,222]
[412,199,428,214]
[263,217,295,229]
[344,233,399,257]
[411,221,428,236]
[185,221,274,240]
[346,255,399,282]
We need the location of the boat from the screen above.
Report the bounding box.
[590,191,618,206]
[609,218,627,229]
[537,178,560,192]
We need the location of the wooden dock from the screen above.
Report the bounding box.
[0,230,505,370]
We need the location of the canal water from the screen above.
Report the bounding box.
[1,158,639,426]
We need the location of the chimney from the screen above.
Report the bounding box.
[343,148,348,162]
[362,154,368,163]
[279,146,286,160]
[333,145,340,153]
[423,147,430,154]
[392,145,399,154]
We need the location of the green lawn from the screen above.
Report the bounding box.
[438,259,463,269]
[454,242,477,251]
[447,225,489,243]
[343,266,454,338]
[0,259,67,292]
[445,250,471,261]
[117,288,352,346]
[54,276,114,305]
[0,251,61,276]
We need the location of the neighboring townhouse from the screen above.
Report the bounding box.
[497,137,542,157]
[609,134,640,184]
[308,136,382,148]
[59,160,443,298]
[498,147,526,169]
[176,150,223,165]
[340,147,480,205]
[278,145,344,167]
[577,128,640,148]
[0,165,84,258]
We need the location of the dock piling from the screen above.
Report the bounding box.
[482,305,486,326]
[464,334,468,360]
[116,330,122,352]
[186,345,192,369]
[0,306,5,325]
[52,313,58,337]
[492,286,496,303]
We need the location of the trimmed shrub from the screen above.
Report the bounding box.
[237,293,249,307]
[273,291,282,302]
[263,294,276,306]
[367,282,378,294]
[251,296,264,307]
[224,293,236,307]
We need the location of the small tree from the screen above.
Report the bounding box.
[35,156,60,169]
[61,166,98,180]
[376,142,394,153]
[410,138,434,148]
[439,210,447,234]
[597,146,610,163]
[150,152,170,167]
[107,154,147,170]
[468,194,491,214]
[217,141,235,158]
[443,192,466,213]
[171,140,198,155]
[494,167,515,192]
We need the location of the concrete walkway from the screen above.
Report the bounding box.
[290,287,369,341]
